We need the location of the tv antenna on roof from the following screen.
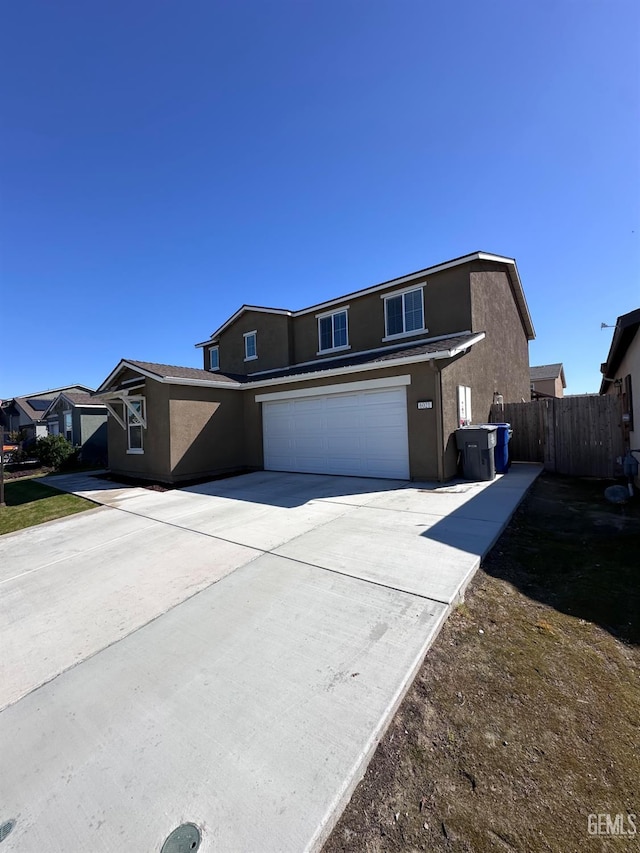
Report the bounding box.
[600,322,616,329]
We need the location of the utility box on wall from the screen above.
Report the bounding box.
[457,385,472,426]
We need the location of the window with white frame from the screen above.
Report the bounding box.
[244,331,257,361]
[63,410,72,442]
[384,287,425,338]
[318,309,349,353]
[209,346,219,371]
[127,398,145,453]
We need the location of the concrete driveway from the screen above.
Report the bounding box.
[0,466,540,852]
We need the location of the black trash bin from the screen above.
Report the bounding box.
[477,422,512,473]
[455,425,498,481]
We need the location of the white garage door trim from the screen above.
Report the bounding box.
[255,374,411,403]
[262,382,410,480]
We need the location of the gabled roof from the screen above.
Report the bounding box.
[246,332,485,385]
[97,333,486,396]
[530,363,566,386]
[41,391,108,419]
[194,307,292,346]
[599,307,640,393]
[96,359,243,393]
[196,251,535,347]
[5,385,94,422]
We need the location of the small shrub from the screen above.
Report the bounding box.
[32,435,75,469]
[59,447,82,471]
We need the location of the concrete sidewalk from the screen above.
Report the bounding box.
[0,465,541,852]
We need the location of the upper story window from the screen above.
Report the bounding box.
[209,346,219,371]
[383,286,425,340]
[317,308,349,353]
[244,330,257,361]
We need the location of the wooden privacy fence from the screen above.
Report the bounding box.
[490,396,624,478]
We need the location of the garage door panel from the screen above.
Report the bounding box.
[263,387,410,479]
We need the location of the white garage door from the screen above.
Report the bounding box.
[262,386,410,479]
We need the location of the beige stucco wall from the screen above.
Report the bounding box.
[169,385,245,481]
[439,266,531,478]
[107,379,172,482]
[202,265,474,378]
[208,311,292,375]
[291,266,472,365]
[532,376,564,397]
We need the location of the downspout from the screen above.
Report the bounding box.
[430,359,445,482]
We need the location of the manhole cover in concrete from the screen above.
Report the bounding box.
[161,823,201,853]
[0,821,15,843]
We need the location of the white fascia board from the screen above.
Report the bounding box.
[194,251,534,346]
[42,392,106,416]
[197,305,292,347]
[248,331,473,377]
[255,374,411,403]
[97,360,195,391]
[246,346,477,391]
[446,332,486,356]
[158,376,243,389]
[291,252,512,318]
[96,360,139,393]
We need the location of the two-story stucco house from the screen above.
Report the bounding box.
[96,251,535,484]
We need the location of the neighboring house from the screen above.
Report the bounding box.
[0,385,93,441]
[530,363,566,398]
[96,251,535,484]
[42,391,109,464]
[600,307,639,483]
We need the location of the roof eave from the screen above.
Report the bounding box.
[243,333,485,390]
[600,312,640,388]
[194,252,535,348]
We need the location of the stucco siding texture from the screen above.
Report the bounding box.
[439,267,531,479]
[213,311,292,375]
[241,362,440,480]
[291,266,473,366]
[78,410,108,462]
[169,386,245,481]
[532,377,563,397]
[107,380,171,482]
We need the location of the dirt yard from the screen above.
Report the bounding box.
[323,473,640,853]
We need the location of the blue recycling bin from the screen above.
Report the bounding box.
[492,422,512,473]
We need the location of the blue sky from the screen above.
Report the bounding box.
[1,0,638,398]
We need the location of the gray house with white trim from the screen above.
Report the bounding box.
[42,392,109,464]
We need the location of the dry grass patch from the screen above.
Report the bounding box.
[324,474,640,853]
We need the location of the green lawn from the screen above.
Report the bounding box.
[0,478,95,535]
